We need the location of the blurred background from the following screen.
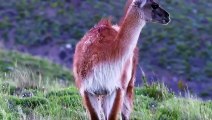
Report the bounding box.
[0,0,211,99]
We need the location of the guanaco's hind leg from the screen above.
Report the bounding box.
[102,88,124,120]
[82,91,102,120]
[121,85,134,120]
[102,91,116,120]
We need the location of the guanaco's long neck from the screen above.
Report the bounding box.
[116,6,146,58]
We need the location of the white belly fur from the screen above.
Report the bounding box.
[81,57,133,95]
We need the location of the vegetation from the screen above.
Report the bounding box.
[0,0,211,82]
[0,50,211,120]
[0,50,73,85]
[0,0,211,119]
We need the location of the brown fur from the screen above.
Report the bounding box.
[73,7,139,120]
[73,0,170,119]
[73,18,118,88]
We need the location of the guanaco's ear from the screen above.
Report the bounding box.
[119,0,147,25]
[123,0,147,16]
[134,0,147,8]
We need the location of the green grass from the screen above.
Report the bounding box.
[0,50,73,86]
[0,80,211,120]
[0,50,211,120]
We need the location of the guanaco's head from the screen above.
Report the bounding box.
[125,0,170,25]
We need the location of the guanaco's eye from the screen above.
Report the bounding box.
[151,4,159,9]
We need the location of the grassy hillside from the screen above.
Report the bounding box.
[0,51,211,120]
[0,0,211,82]
[0,50,73,85]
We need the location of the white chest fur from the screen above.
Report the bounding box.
[81,57,133,95]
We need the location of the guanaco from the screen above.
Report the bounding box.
[73,0,170,119]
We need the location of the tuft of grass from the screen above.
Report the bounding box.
[136,83,174,101]
[7,96,49,109]
[46,87,78,98]
[133,92,212,120]
[156,98,212,120]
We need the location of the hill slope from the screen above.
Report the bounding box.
[0,51,211,120]
[1,0,212,98]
